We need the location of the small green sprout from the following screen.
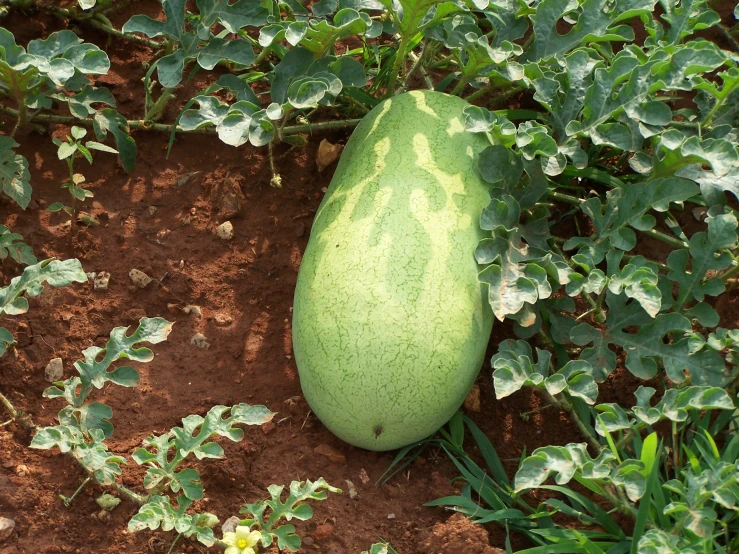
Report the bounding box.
[47,126,117,244]
[96,493,121,511]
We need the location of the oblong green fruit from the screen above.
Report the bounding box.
[293,90,494,451]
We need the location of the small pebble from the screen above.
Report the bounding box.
[313,444,346,464]
[129,268,152,288]
[359,468,370,484]
[45,358,63,382]
[190,333,210,350]
[93,271,110,291]
[215,313,233,326]
[0,517,14,542]
[183,305,202,318]
[346,480,359,500]
[313,522,334,541]
[221,516,241,535]
[217,221,234,240]
[463,384,481,413]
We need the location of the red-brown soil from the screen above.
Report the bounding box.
[1,3,737,554]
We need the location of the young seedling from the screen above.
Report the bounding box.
[28,317,336,553]
[47,126,117,247]
[0,256,87,425]
[235,478,341,552]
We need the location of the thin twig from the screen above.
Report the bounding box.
[0,104,362,138]
[0,390,18,423]
[0,389,34,429]
[61,476,92,506]
[100,0,141,15]
[401,41,432,92]
[166,533,183,554]
[543,391,601,451]
[718,24,739,53]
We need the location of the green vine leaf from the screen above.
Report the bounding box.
[180,96,277,146]
[132,404,274,500]
[30,425,125,485]
[492,339,598,403]
[0,136,32,210]
[0,327,14,357]
[2,29,110,87]
[491,339,551,398]
[128,495,217,547]
[631,385,735,425]
[43,317,174,409]
[195,0,271,38]
[666,212,737,310]
[567,42,726,139]
[0,258,87,318]
[93,109,137,172]
[607,256,661,317]
[301,9,369,55]
[646,0,720,45]
[0,225,36,265]
[240,478,341,551]
[514,442,616,492]
[570,292,726,384]
[526,0,658,62]
[123,0,258,88]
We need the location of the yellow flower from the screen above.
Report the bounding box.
[223,525,262,554]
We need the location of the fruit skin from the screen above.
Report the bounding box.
[292,90,494,451]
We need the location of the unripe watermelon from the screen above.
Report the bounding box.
[292,90,494,450]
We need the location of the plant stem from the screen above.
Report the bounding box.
[450,77,468,96]
[615,428,636,452]
[543,391,601,451]
[386,34,409,97]
[66,157,76,250]
[671,420,679,480]
[13,100,27,136]
[722,261,739,282]
[467,85,525,105]
[718,24,739,53]
[428,54,455,69]
[268,141,281,188]
[520,32,535,52]
[86,17,162,49]
[408,49,434,90]
[593,286,606,323]
[61,476,91,506]
[253,46,272,66]
[145,87,176,122]
[519,403,554,420]
[100,0,140,14]
[401,40,428,92]
[0,390,18,421]
[0,104,362,137]
[166,533,182,554]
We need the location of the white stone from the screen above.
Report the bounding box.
[129,269,152,288]
[0,517,14,542]
[94,271,110,291]
[190,333,210,350]
[183,305,202,318]
[45,357,63,383]
[217,221,234,240]
[221,515,241,535]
